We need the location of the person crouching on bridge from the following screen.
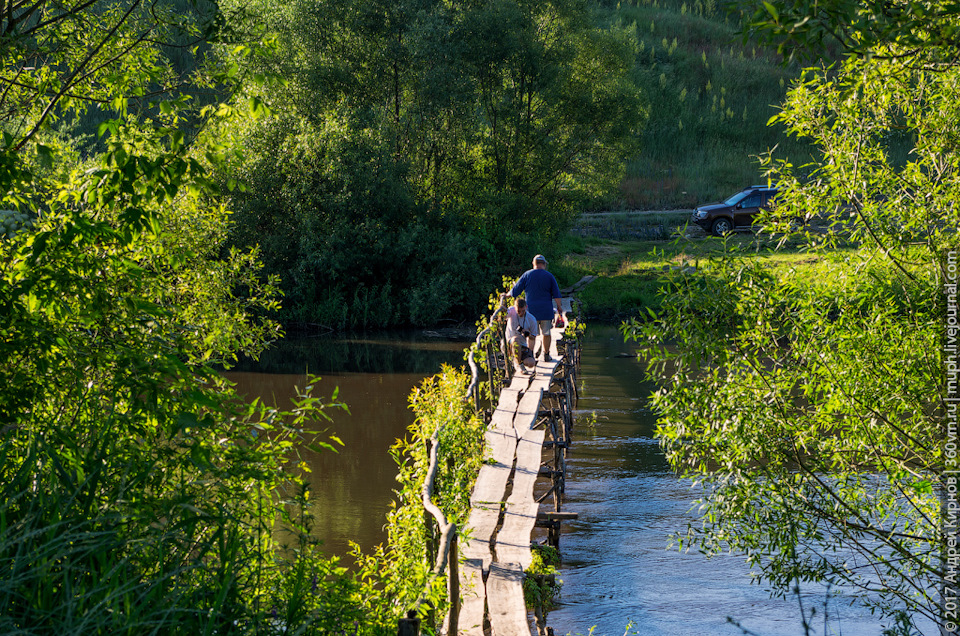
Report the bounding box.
[503,254,563,363]
[506,298,538,375]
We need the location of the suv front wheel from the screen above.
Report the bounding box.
[711,217,733,236]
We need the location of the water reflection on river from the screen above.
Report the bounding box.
[224,331,470,557]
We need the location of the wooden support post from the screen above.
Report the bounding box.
[553,467,561,512]
[551,412,562,512]
[485,340,496,410]
[448,533,459,636]
[558,451,566,495]
[569,363,579,402]
[424,508,436,565]
[563,375,574,459]
[533,575,547,636]
[500,320,513,385]
[424,440,436,566]
[398,610,420,636]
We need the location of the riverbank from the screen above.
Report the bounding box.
[554,224,846,322]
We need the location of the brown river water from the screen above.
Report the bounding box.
[226,326,906,636]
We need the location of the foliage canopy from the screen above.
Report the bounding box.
[0,0,373,631]
[215,0,646,328]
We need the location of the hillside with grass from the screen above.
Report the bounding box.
[593,0,821,210]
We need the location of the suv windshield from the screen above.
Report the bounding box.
[723,191,749,206]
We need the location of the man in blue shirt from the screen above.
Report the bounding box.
[503,254,563,362]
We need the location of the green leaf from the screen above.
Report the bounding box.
[27,231,49,265]
[176,412,201,431]
[308,441,341,454]
[35,144,54,169]
[762,1,779,22]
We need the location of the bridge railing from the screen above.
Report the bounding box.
[397,426,460,636]
[399,291,582,636]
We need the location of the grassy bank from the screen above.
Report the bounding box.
[554,227,852,321]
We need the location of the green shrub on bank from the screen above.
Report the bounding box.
[523,545,563,611]
[0,135,367,632]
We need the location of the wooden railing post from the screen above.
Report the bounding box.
[424,439,437,565]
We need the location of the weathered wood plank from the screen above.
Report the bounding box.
[533,354,560,380]
[489,386,522,432]
[486,562,532,636]
[458,558,486,636]
[496,500,540,569]
[538,510,579,520]
[513,386,543,434]
[509,435,545,500]
[502,455,544,556]
[482,383,519,474]
[459,308,579,635]
[463,505,500,561]
[515,379,550,439]
[469,462,513,508]
[495,385,547,572]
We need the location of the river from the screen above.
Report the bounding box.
[227,326,898,635]
[545,325,889,636]
[225,330,470,556]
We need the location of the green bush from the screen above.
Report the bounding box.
[352,366,486,632]
[0,123,366,632]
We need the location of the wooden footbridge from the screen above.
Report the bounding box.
[457,296,580,636]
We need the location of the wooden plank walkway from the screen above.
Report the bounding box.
[458,298,575,636]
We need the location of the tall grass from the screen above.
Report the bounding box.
[590,0,819,209]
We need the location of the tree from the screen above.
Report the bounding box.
[0,1,365,631]
[214,0,646,328]
[405,0,646,232]
[743,0,960,61]
[627,3,958,631]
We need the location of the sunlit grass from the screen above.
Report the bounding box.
[558,230,859,320]
[587,0,814,210]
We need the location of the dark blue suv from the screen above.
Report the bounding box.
[692,185,780,236]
